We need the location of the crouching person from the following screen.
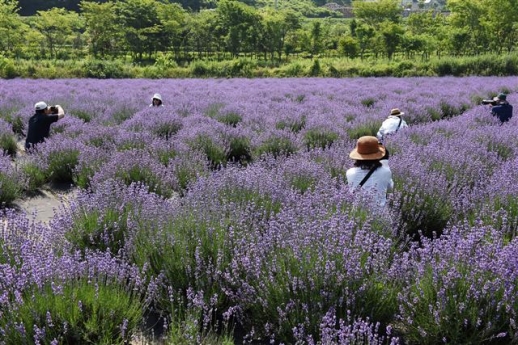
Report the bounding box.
[25,101,65,151]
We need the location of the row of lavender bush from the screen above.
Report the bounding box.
[0,77,517,344]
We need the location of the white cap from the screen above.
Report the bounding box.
[152,93,162,101]
[35,101,48,110]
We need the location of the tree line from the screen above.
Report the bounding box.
[0,0,517,66]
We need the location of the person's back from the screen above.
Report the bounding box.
[492,103,513,123]
[489,93,512,123]
[346,164,393,206]
[376,108,408,142]
[346,136,394,207]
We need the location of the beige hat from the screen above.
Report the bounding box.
[390,108,404,116]
[349,136,386,160]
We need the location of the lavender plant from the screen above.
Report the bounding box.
[395,225,518,344]
[0,154,23,203]
[0,212,148,344]
[0,77,517,344]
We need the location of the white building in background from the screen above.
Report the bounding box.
[401,0,441,10]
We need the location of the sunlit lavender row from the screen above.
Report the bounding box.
[0,77,517,344]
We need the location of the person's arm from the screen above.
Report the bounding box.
[55,105,65,120]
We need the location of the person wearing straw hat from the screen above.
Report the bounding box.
[490,93,512,123]
[346,136,394,207]
[25,101,65,151]
[376,108,408,143]
[149,93,164,107]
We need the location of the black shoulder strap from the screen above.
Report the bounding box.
[358,165,378,187]
[396,117,403,131]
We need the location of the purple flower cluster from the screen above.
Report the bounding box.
[0,77,517,343]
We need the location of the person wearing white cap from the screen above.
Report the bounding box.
[149,93,164,107]
[25,101,65,150]
[376,108,408,143]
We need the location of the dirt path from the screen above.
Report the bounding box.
[12,184,77,224]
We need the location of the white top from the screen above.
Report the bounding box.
[346,165,394,206]
[376,116,408,141]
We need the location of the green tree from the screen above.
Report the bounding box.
[156,2,188,61]
[115,0,163,61]
[354,23,374,59]
[31,7,83,58]
[377,20,404,59]
[338,35,359,59]
[310,20,323,55]
[258,9,300,61]
[481,0,518,53]
[446,0,487,54]
[80,1,122,57]
[352,0,401,30]
[216,0,261,58]
[186,10,218,59]
[0,0,28,57]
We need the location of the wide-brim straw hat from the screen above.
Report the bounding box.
[349,136,386,160]
[390,108,404,116]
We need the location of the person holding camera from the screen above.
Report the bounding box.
[376,108,408,143]
[25,101,65,150]
[489,93,513,123]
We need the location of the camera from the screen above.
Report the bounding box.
[49,105,59,114]
[482,99,497,106]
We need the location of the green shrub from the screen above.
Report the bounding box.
[191,61,209,77]
[0,56,18,79]
[20,161,47,192]
[253,136,298,159]
[152,121,183,140]
[392,180,453,240]
[72,109,92,123]
[115,166,174,198]
[217,112,242,127]
[275,116,306,133]
[346,121,379,139]
[303,128,339,150]
[227,135,251,165]
[46,149,80,183]
[190,135,227,169]
[67,207,130,254]
[82,59,129,79]
[0,133,18,157]
[309,59,321,76]
[281,62,305,76]
[0,172,22,205]
[360,97,376,107]
[0,278,144,345]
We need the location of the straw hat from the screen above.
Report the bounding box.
[390,108,404,116]
[349,136,386,160]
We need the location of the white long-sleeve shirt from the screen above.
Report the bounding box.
[346,165,394,206]
[376,116,408,141]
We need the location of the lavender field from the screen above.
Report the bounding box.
[1,77,518,344]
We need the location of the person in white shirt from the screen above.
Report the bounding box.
[150,93,164,107]
[376,108,408,143]
[346,136,394,207]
